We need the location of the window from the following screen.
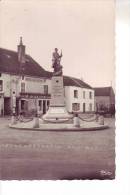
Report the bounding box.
[21,82,25,93]
[74,90,78,98]
[43,85,48,94]
[89,103,92,112]
[83,91,85,99]
[72,103,80,111]
[0,80,3,91]
[89,91,92,99]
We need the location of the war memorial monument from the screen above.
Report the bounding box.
[9,48,108,131]
[43,48,71,122]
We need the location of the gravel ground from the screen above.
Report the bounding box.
[0,117,115,180]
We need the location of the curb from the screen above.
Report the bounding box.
[9,124,109,132]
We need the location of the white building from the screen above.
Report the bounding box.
[0,38,95,116]
[64,76,94,113]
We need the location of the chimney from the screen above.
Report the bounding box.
[17,37,26,64]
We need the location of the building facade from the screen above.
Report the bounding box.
[94,87,115,113]
[0,39,95,116]
[0,72,52,116]
[65,86,94,113]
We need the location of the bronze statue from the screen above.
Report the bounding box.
[52,48,63,76]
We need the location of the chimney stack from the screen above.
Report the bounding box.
[17,37,26,64]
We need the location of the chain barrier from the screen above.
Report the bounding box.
[78,115,97,122]
[39,115,74,124]
[16,116,33,123]
[39,115,97,124]
[15,114,97,124]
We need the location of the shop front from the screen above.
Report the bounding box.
[19,92,51,116]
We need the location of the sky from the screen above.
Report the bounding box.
[0,0,115,88]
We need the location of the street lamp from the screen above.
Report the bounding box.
[11,91,16,125]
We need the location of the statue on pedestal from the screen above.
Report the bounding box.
[42,48,71,123]
[52,48,63,76]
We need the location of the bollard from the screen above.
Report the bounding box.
[33,115,39,128]
[73,113,80,127]
[96,114,99,122]
[99,115,104,125]
[11,114,16,125]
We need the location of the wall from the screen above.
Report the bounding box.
[0,73,21,97]
[24,76,51,94]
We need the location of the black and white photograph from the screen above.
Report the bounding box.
[0,0,115,180]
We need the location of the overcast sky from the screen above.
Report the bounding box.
[0,0,115,88]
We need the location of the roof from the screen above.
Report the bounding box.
[94,87,113,96]
[0,48,52,78]
[63,76,92,89]
[0,47,92,89]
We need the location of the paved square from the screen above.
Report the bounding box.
[0,117,115,180]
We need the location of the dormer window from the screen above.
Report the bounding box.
[6,54,11,58]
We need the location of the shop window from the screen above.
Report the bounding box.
[72,103,80,111]
[38,100,42,111]
[74,90,78,98]
[43,85,48,94]
[0,80,3,91]
[21,82,25,93]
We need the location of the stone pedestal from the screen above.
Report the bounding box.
[11,115,17,125]
[33,116,39,128]
[73,116,80,127]
[43,76,71,122]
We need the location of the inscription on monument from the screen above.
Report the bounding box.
[51,77,65,106]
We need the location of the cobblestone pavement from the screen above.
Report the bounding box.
[0,117,115,180]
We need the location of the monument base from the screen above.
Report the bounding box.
[42,75,71,123]
[42,106,71,123]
